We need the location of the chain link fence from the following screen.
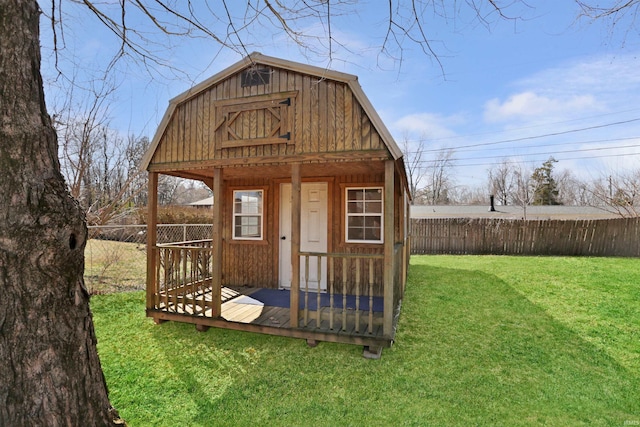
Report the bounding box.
[85,224,212,294]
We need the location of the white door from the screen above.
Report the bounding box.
[279,182,328,291]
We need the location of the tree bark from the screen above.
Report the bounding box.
[0,1,122,425]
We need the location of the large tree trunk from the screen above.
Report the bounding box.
[0,1,122,425]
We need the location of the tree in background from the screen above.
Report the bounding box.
[453,185,491,205]
[53,77,150,225]
[488,159,516,205]
[53,75,115,205]
[400,133,457,205]
[425,148,456,205]
[587,170,640,217]
[513,163,535,219]
[401,133,428,204]
[553,168,580,206]
[531,157,562,205]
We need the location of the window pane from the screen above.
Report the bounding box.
[347,189,362,201]
[347,200,363,213]
[364,216,381,228]
[348,216,364,228]
[234,191,263,214]
[345,187,383,243]
[348,227,363,240]
[245,202,258,214]
[251,191,263,214]
[364,226,381,241]
[366,201,382,213]
[233,190,263,239]
[242,216,259,237]
[364,188,382,201]
[234,215,261,238]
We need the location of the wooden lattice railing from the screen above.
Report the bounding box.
[153,239,214,315]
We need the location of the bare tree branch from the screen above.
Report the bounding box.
[45,0,528,84]
[512,163,534,220]
[426,148,456,205]
[576,0,639,19]
[401,132,427,204]
[487,158,515,205]
[584,170,640,218]
[576,0,640,44]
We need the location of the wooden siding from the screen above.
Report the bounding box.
[222,177,276,288]
[206,170,393,295]
[331,174,385,296]
[149,66,387,169]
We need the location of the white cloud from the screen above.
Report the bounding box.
[393,112,464,140]
[520,54,640,98]
[484,91,598,123]
[483,52,640,125]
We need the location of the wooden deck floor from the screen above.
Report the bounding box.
[150,286,392,349]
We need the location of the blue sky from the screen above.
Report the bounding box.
[40,1,640,192]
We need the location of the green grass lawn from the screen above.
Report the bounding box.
[92,255,640,426]
[85,239,146,293]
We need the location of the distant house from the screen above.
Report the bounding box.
[411,205,618,220]
[140,53,411,358]
[188,196,213,208]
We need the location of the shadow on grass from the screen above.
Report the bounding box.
[394,263,638,425]
[93,263,639,426]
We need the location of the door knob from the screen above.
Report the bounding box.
[281,236,286,240]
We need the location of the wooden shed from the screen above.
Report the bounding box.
[141,53,411,357]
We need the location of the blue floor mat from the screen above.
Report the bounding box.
[248,288,384,312]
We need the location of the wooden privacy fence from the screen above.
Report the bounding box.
[411,217,640,257]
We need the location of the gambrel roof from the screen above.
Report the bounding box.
[141,52,406,188]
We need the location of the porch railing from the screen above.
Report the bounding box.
[299,252,385,335]
[393,243,405,309]
[149,242,391,336]
[153,239,214,316]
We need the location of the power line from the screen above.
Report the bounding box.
[459,136,640,154]
[425,151,640,169]
[404,135,640,156]
[411,117,640,153]
[413,142,640,166]
[399,108,640,145]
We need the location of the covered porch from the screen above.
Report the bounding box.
[145,159,408,356]
[146,220,405,355]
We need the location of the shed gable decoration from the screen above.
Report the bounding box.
[214,91,296,148]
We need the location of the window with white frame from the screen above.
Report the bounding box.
[346,187,383,243]
[233,190,263,240]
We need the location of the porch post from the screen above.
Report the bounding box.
[383,160,395,336]
[290,163,301,327]
[403,191,410,294]
[146,172,158,311]
[211,167,223,317]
